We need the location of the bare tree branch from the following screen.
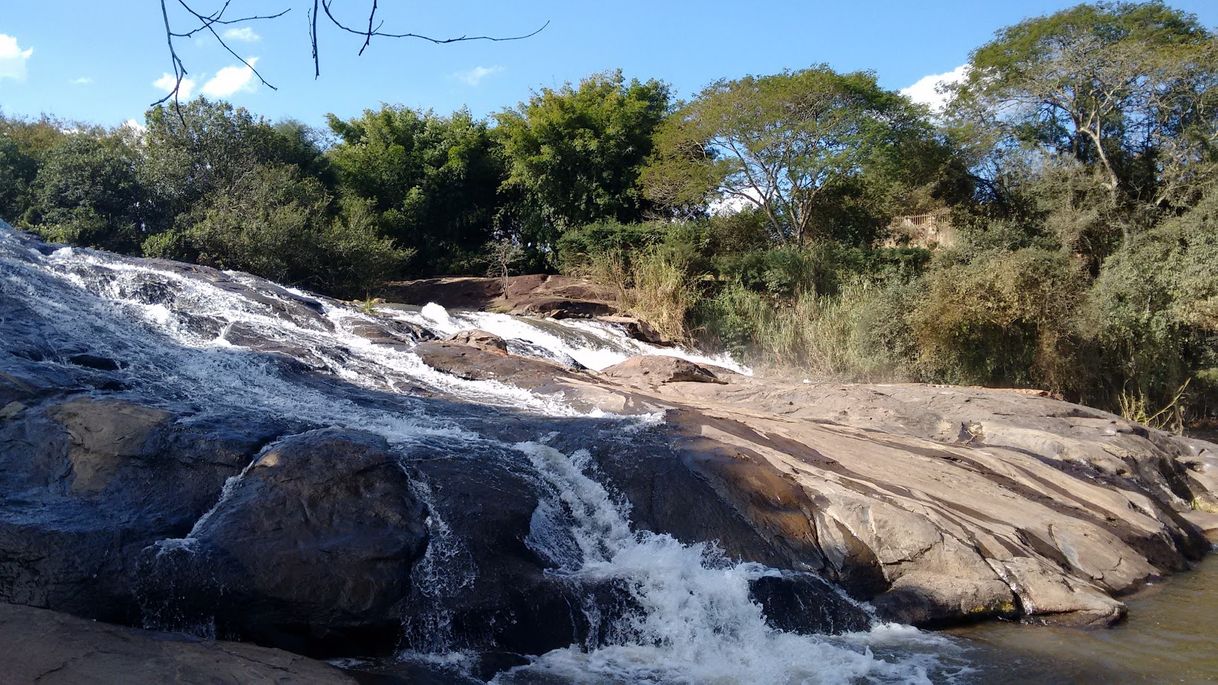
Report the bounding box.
[154,0,549,104]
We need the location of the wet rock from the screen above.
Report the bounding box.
[348,318,436,347]
[416,339,581,387]
[0,397,282,624]
[139,429,429,655]
[377,275,621,319]
[0,602,354,684]
[447,329,510,354]
[749,573,871,634]
[601,355,725,385]
[598,315,671,346]
[403,451,615,657]
[511,297,617,319]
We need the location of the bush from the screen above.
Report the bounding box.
[556,220,671,273]
[910,248,1088,393]
[144,165,409,298]
[626,248,699,342]
[695,278,920,380]
[1083,187,1218,420]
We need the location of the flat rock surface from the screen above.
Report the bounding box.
[565,370,1218,626]
[0,602,353,684]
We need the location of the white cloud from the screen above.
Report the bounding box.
[900,64,969,112]
[201,57,259,98]
[153,72,196,99]
[222,27,261,43]
[0,34,34,82]
[454,65,504,86]
[122,119,147,136]
[70,76,93,86]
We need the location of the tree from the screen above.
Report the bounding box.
[30,133,145,253]
[144,163,409,297]
[326,106,504,275]
[642,66,931,243]
[951,2,1218,210]
[0,114,69,224]
[496,71,670,253]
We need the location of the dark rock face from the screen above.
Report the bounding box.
[139,429,429,655]
[447,329,510,355]
[0,602,355,684]
[403,451,630,658]
[415,339,581,387]
[749,574,871,634]
[0,397,281,624]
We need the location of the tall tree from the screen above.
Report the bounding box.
[326,106,504,274]
[30,133,145,253]
[496,71,670,253]
[951,2,1218,209]
[642,66,931,243]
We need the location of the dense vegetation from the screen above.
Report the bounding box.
[2,2,1216,428]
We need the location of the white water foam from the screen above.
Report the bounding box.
[493,442,969,685]
[389,302,752,375]
[0,229,970,684]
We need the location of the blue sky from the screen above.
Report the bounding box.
[2,1,1217,129]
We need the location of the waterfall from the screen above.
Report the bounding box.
[0,226,974,684]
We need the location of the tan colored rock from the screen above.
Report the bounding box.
[531,371,1215,627]
[0,602,354,684]
[447,328,510,354]
[601,355,725,385]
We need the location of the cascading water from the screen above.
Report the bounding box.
[0,224,975,683]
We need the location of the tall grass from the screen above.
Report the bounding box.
[696,279,916,381]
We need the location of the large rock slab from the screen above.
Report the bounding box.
[0,602,354,684]
[0,397,283,624]
[139,429,429,655]
[592,373,1217,627]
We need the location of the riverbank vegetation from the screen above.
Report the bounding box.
[1,2,1216,427]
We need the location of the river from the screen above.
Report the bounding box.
[952,554,1218,683]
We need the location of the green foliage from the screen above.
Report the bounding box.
[30,134,144,253]
[496,71,670,253]
[1084,185,1218,415]
[144,164,409,298]
[910,248,1089,393]
[953,1,1218,210]
[556,220,668,272]
[326,106,503,275]
[643,65,958,243]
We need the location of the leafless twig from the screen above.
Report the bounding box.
[155,0,549,113]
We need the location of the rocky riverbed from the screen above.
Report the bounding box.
[1,223,1215,683]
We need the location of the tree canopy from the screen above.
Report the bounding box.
[642,66,939,243]
[952,1,1218,209]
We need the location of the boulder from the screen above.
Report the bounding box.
[0,397,282,624]
[138,429,429,655]
[0,602,354,684]
[601,355,724,385]
[598,315,672,346]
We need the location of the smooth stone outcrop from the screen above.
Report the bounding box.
[594,373,1216,627]
[601,355,725,385]
[0,602,354,684]
[139,429,429,655]
[0,396,282,624]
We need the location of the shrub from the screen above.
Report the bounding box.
[1083,186,1218,420]
[910,248,1089,393]
[695,278,920,380]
